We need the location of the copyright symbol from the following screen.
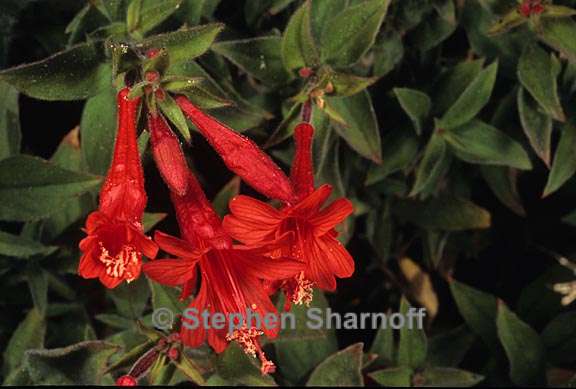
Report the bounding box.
[152,307,174,330]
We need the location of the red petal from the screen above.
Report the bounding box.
[143,258,198,286]
[180,284,207,348]
[223,196,283,245]
[78,251,101,279]
[231,249,305,281]
[317,235,354,278]
[292,184,332,216]
[154,231,196,258]
[131,228,158,259]
[99,272,124,289]
[309,198,354,236]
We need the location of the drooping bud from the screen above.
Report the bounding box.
[148,112,189,196]
[290,122,315,199]
[174,95,296,204]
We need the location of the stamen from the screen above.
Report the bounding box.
[98,243,139,281]
[226,325,276,375]
[290,272,314,307]
[553,281,576,306]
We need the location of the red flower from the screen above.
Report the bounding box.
[144,171,304,374]
[223,122,355,305]
[175,95,296,203]
[78,88,158,288]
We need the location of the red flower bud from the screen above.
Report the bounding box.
[298,67,313,78]
[116,375,137,386]
[146,48,161,59]
[148,112,189,196]
[167,347,179,360]
[174,95,296,203]
[290,123,315,199]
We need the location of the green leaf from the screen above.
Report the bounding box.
[410,132,450,197]
[365,129,418,185]
[130,0,182,36]
[397,297,427,369]
[2,308,46,377]
[109,276,151,319]
[24,341,120,385]
[496,301,546,386]
[0,155,101,222]
[432,59,484,115]
[330,72,378,97]
[0,81,20,160]
[27,264,48,316]
[325,90,382,163]
[394,88,431,135]
[143,212,167,233]
[212,176,241,217]
[438,62,498,130]
[213,36,291,86]
[0,41,109,101]
[141,23,224,65]
[127,0,143,33]
[543,123,576,197]
[541,311,576,365]
[215,343,277,386]
[373,30,404,77]
[443,120,532,170]
[427,325,476,367]
[149,278,186,319]
[449,279,497,347]
[0,231,56,258]
[539,17,576,64]
[370,316,395,365]
[517,43,565,122]
[306,343,364,387]
[172,353,206,385]
[80,86,117,176]
[369,367,412,387]
[320,0,391,67]
[158,93,191,141]
[480,165,525,217]
[275,291,337,384]
[281,0,319,72]
[517,87,553,167]
[420,367,484,387]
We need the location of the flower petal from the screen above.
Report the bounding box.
[318,235,354,278]
[223,195,283,245]
[309,198,354,236]
[181,284,207,348]
[231,250,305,281]
[78,251,101,279]
[143,258,198,286]
[292,184,332,216]
[131,228,159,259]
[154,231,196,258]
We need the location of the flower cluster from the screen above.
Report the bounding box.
[78,70,355,375]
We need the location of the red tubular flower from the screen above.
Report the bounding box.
[143,172,304,374]
[174,95,296,203]
[148,112,189,196]
[223,122,355,306]
[78,88,158,288]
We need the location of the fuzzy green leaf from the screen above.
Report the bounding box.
[438,62,498,130]
[496,301,546,386]
[397,297,427,369]
[0,231,56,259]
[394,88,431,135]
[0,155,101,221]
[410,132,450,197]
[517,87,553,167]
[320,0,391,67]
[306,343,364,387]
[518,44,565,122]
[0,81,20,160]
[543,123,576,197]
[0,42,109,101]
[281,0,319,72]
